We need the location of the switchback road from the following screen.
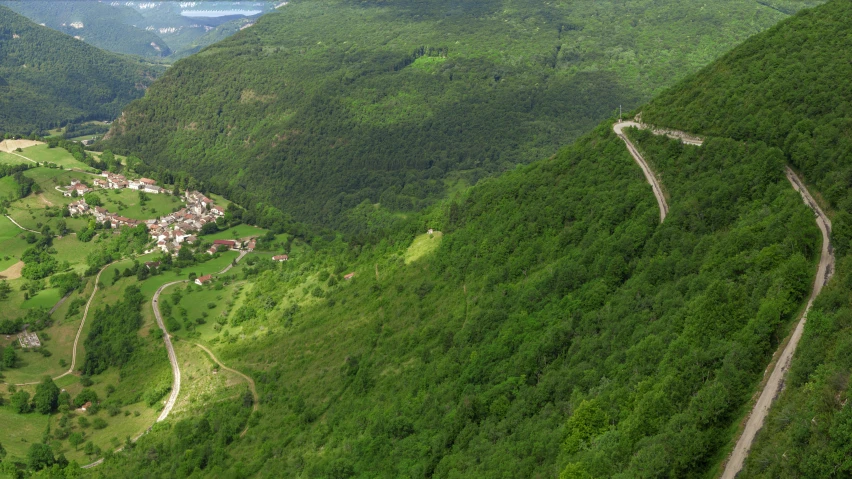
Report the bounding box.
[613,121,672,222]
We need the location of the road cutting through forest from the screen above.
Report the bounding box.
[613,121,671,222]
[613,119,835,478]
[721,167,835,478]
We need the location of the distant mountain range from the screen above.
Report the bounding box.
[2,1,279,60]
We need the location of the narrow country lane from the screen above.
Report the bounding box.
[82,250,250,468]
[152,280,187,422]
[14,262,113,386]
[613,118,835,475]
[194,342,259,437]
[721,168,835,478]
[4,214,40,234]
[613,121,671,222]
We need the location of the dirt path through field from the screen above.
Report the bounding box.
[194,342,259,437]
[721,168,835,478]
[37,194,53,207]
[13,262,113,386]
[0,139,43,152]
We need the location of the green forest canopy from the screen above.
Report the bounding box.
[104,0,822,233]
[0,6,160,134]
[635,0,852,476]
[95,117,820,477]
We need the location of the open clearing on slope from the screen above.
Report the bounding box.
[0,260,23,279]
[0,139,43,152]
[405,231,443,264]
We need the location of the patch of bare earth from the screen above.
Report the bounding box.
[0,261,24,280]
[0,139,44,152]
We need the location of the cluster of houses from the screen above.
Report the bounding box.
[67,185,294,265]
[93,171,164,194]
[146,191,229,253]
[67,189,229,253]
[63,172,164,197]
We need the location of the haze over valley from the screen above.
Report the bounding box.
[0,1,850,478]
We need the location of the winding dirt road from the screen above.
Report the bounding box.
[614,119,835,475]
[194,342,259,437]
[152,280,188,422]
[4,214,40,234]
[152,250,249,423]
[721,168,835,478]
[613,121,671,222]
[13,262,112,386]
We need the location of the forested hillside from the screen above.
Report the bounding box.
[104,0,820,232]
[634,1,852,476]
[0,6,159,133]
[90,113,820,476]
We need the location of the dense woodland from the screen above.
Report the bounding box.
[0,6,159,134]
[635,1,852,475]
[2,1,850,477]
[90,117,820,477]
[103,0,819,234]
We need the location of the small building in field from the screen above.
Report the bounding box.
[246,240,256,251]
[272,255,289,262]
[80,401,92,411]
[195,274,213,286]
[213,239,237,250]
[344,272,356,280]
[145,261,160,270]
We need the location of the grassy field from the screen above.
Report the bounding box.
[204,224,267,241]
[404,231,443,264]
[20,287,62,309]
[53,235,107,273]
[97,188,181,220]
[0,281,94,384]
[0,216,28,268]
[0,406,50,462]
[0,151,31,165]
[169,341,249,420]
[162,280,247,343]
[17,144,90,170]
[0,174,20,199]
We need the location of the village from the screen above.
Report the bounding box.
[65,172,248,255]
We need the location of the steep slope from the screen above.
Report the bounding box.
[91,119,820,477]
[0,6,159,133]
[104,0,820,233]
[630,1,852,476]
[3,1,171,57]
